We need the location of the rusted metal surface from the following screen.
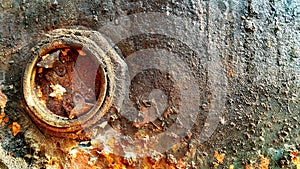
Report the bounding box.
[0,0,299,168]
[22,29,127,140]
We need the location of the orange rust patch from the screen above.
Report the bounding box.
[214,151,225,168]
[2,117,9,126]
[176,159,187,169]
[46,157,63,169]
[69,148,96,169]
[291,151,300,169]
[260,155,270,169]
[245,163,255,169]
[172,144,179,152]
[245,156,270,169]
[0,112,9,126]
[0,87,8,126]
[11,122,21,136]
[228,69,235,77]
[77,49,87,56]
[63,145,187,169]
[0,87,7,113]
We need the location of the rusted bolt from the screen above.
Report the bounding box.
[23,29,127,140]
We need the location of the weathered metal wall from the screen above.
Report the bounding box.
[0,0,299,168]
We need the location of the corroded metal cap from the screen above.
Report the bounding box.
[22,29,127,140]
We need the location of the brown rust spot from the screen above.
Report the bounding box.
[35,47,103,119]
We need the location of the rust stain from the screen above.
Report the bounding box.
[0,88,8,126]
[228,69,235,77]
[0,112,9,126]
[43,140,190,169]
[245,155,270,169]
[77,49,87,56]
[0,87,7,114]
[260,155,270,169]
[245,163,255,169]
[213,151,225,168]
[291,151,300,169]
[11,122,21,136]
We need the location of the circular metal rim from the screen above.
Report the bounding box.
[23,32,112,135]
